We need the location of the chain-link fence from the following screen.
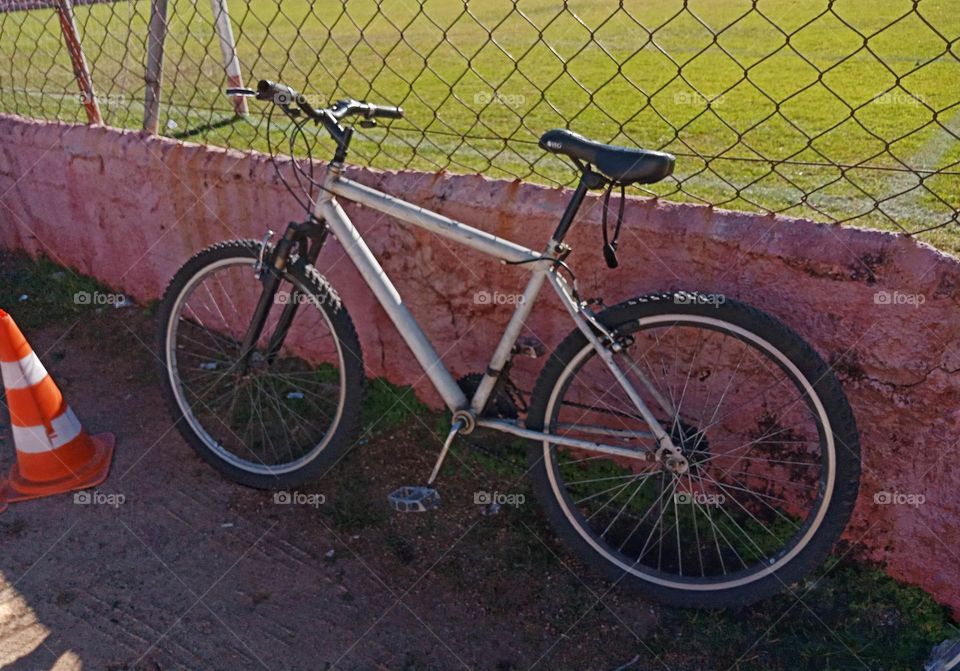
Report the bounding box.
[1,0,958,246]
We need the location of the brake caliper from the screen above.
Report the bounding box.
[254,230,273,277]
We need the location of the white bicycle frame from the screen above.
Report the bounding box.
[315,162,676,459]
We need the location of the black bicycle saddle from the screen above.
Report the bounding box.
[539,129,675,185]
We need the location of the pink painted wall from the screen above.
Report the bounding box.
[1,115,959,614]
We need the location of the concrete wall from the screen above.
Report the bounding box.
[2,114,959,614]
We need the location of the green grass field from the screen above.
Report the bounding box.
[2,0,959,250]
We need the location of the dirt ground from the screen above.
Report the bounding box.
[0,253,954,671]
[0,305,666,671]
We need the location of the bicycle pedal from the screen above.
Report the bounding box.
[388,486,440,513]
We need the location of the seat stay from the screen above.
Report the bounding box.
[545,270,677,453]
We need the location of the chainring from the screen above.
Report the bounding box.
[456,372,521,419]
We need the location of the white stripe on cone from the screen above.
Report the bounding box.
[9,406,84,454]
[0,351,48,390]
[50,406,83,448]
[10,424,52,454]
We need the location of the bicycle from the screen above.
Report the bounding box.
[156,79,861,608]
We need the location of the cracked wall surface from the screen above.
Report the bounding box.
[1,115,959,615]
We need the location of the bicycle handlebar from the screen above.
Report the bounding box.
[226,78,403,167]
[330,98,404,121]
[246,79,403,122]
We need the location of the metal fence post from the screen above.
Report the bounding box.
[209,0,248,116]
[143,0,168,134]
[54,0,101,125]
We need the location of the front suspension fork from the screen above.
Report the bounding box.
[237,221,328,373]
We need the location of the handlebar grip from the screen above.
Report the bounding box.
[256,79,297,105]
[369,103,403,120]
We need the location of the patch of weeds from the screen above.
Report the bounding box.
[432,411,452,441]
[446,487,559,587]
[456,430,529,479]
[0,252,121,328]
[361,377,430,434]
[326,489,386,533]
[323,458,387,533]
[647,560,956,670]
[447,433,558,575]
[494,495,561,574]
[142,298,161,317]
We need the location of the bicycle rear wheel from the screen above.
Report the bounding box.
[156,240,364,489]
[526,293,860,607]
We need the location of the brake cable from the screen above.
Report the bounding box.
[266,104,316,213]
[288,112,318,207]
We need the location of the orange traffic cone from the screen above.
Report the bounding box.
[0,309,115,504]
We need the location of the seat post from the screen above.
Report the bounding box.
[551,169,605,244]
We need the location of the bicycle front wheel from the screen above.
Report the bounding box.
[156,240,364,489]
[526,293,860,608]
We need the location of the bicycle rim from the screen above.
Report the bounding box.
[165,256,347,476]
[540,313,835,591]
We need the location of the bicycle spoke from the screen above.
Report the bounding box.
[702,470,804,531]
[684,470,704,577]
[545,314,839,587]
[565,470,657,487]
[616,472,678,554]
[578,471,659,511]
[168,259,346,472]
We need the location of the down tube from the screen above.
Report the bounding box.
[317,197,468,411]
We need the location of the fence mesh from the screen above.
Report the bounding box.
[1,0,958,244]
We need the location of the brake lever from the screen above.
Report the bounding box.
[225,87,257,97]
[329,99,352,119]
